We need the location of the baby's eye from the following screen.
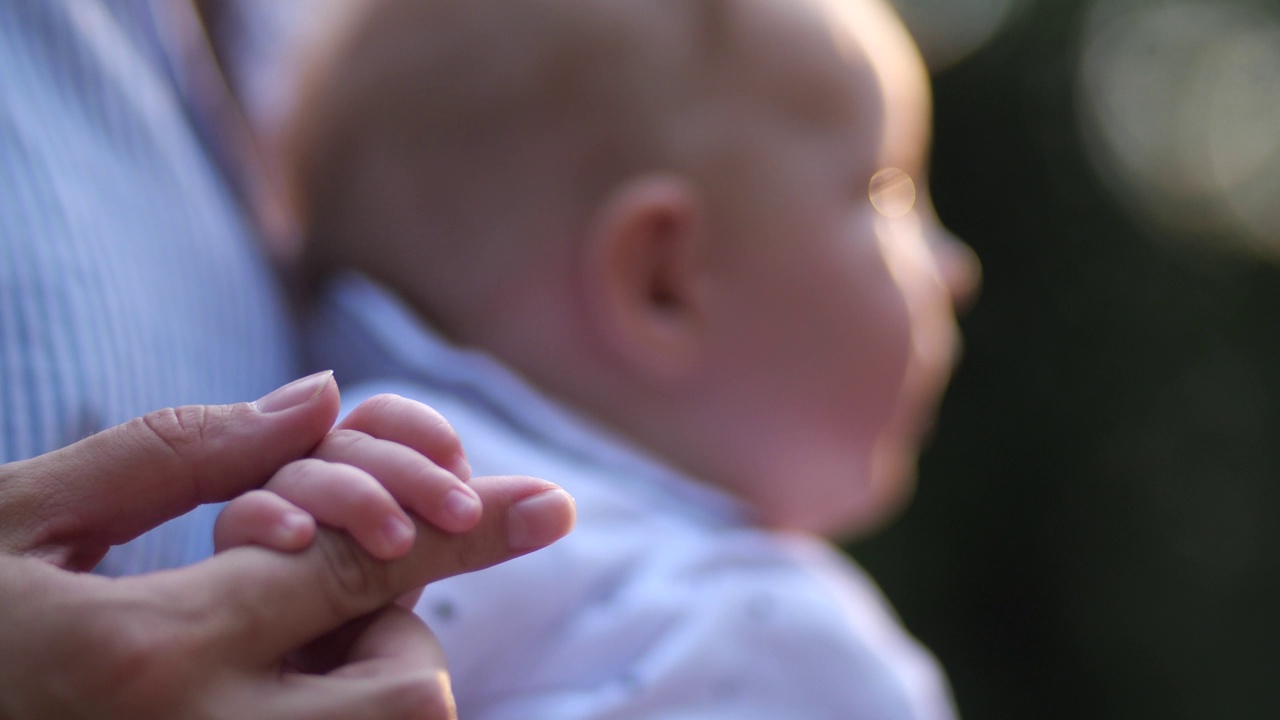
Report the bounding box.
[868,167,916,218]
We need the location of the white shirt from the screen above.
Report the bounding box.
[308,273,959,720]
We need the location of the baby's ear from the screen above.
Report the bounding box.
[580,175,710,384]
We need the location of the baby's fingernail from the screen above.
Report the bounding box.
[275,512,315,549]
[381,515,416,553]
[444,487,481,528]
[254,370,333,413]
[506,489,576,551]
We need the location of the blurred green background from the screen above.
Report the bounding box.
[852,0,1280,718]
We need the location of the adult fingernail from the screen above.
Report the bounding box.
[253,370,334,413]
[443,487,481,528]
[506,489,576,551]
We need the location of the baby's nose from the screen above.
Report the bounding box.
[930,231,982,313]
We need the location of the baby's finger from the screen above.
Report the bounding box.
[337,395,470,481]
[312,430,481,533]
[267,458,416,560]
[214,490,316,553]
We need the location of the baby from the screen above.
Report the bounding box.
[287,0,979,716]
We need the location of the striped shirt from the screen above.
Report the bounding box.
[0,0,298,571]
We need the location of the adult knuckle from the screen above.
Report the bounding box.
[435,519,507,572]
[138,404,223,457]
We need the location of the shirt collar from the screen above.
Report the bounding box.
[311,271,756,528]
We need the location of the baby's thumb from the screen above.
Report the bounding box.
[0,371,341,569]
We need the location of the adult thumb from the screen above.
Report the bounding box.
[0,371,341,569]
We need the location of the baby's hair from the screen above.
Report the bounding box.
[285,0,744,303]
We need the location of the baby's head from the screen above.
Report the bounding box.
[287,0,979,538]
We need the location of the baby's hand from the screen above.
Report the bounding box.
[213,394,480,560]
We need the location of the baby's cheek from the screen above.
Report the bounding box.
[802,440,915,539]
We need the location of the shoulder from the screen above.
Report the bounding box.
[426,519,956,719]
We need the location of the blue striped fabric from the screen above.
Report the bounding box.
[0,0,299,571]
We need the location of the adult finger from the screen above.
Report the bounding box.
[263,638,456,720]
[231,609,455,720]
[0,371,341,569]
[261,674,456,720]
[269,607,457,720]
[311,430,481,534]
[334,605,448,681]
[158,475,575,666]
[337,396,471,481]
[281,604,445,679]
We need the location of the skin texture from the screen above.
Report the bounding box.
[287,0,979,539]
[0,374,576,720]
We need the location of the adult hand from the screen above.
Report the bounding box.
[0,370,343,570]
[0,373,576,719]
[0,476,572,720]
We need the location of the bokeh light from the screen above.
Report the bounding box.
[869,167,917,218]
[888,0,1027,69]
[1078,0,1280,257]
